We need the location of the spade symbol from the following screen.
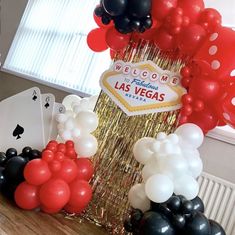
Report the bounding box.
[13,124,24,140]
[44,102,50,109]
[32,90,38,101]
[32,95,37,101]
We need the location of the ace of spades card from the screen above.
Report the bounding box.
[0,87,45,152]
[41,93,55,143]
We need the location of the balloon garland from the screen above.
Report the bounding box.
[56,95,99,158]
[0,141,94,214]
[126,123,226,234]
[88,0,235,133]
[0,95,99,214]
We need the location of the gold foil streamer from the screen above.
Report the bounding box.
[84,40,187,234]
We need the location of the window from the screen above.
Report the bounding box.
[2,0,110,96]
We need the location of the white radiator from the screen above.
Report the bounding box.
[199,172,235,235]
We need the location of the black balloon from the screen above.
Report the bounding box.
[191,196,205,213]
[130,19,141,31]
[0,167,6,191]
[139,211,175,235]
[131,209,143,227]
[4,156,27,183]
[167,196,181,212]
[1,181,18,200]
[6,148,17,161]
[124,218,134,232]
[0,152,7,166]
[114,15,132,34]
[22,146,32,158]
[209,220,226,235]
[171,214,186,229]
[94,5,105,17]
[143,17,153,29]
[183,212,211,235]
[102,14,112,25]
[102,0,127,17]
[181,200,194,214]
[29,149,41,160]
[151,202,172,219]
[128,0,152,18]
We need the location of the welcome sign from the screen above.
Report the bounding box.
[100,60,186,116]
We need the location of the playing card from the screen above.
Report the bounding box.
[49,102,66,140]
[41,93,55,143]
[0,87,45,152]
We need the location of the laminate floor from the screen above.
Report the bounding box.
[0,194,108,235]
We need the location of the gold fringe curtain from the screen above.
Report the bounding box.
[85,39,187,234]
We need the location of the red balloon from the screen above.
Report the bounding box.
[188,108,219,132]
[199,8,222,33]
[57,143,66,154]
[65,140,74,148]
[49,160,61,172]
[178,0,205,23]
[189,76,221,101]
[87,28,108,52]
[106,27,130,51]
[39,179,70,209]
[64,204,86,214]
[154,28,175,51]
[178,24,206,55]
[151,0,177,21]
[217,85,235,128]
[54,151,65,162]
[46,143,57,153]
[53,159,78,183]
[68,179,92,208]
[66,147,77,159]
[48,140,58,146]
[75,158,94,181]
[194,27,235,81]
[140,28,159,41]
[24,159,51,186]
[42,150,54,162]
[15,182,40,210]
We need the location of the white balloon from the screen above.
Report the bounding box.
[160,154,189,177]
[167,134,179,144]
[174,174,199,200]
[65,110,75,118]
[145,174,174,203]
[149,141,161,153]
[142,158,161,182]
[64,118,75,131]
[61,130,73,141]
[75,110,99,133]
[128,184,150,212]
[71,128,81,138]
[159,141,173,155]
[175,123,204,148]
[56,113,68,123]
[62,95,81,110]
[133,137,155,165]
[156,132,167,140]
[75,134,98,158]
[88,95,98,110]
[185,152,203,178]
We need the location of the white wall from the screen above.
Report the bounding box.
[0,0,28,64]
[200,137,235,184]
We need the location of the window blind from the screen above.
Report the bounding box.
[3,0,110,95]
